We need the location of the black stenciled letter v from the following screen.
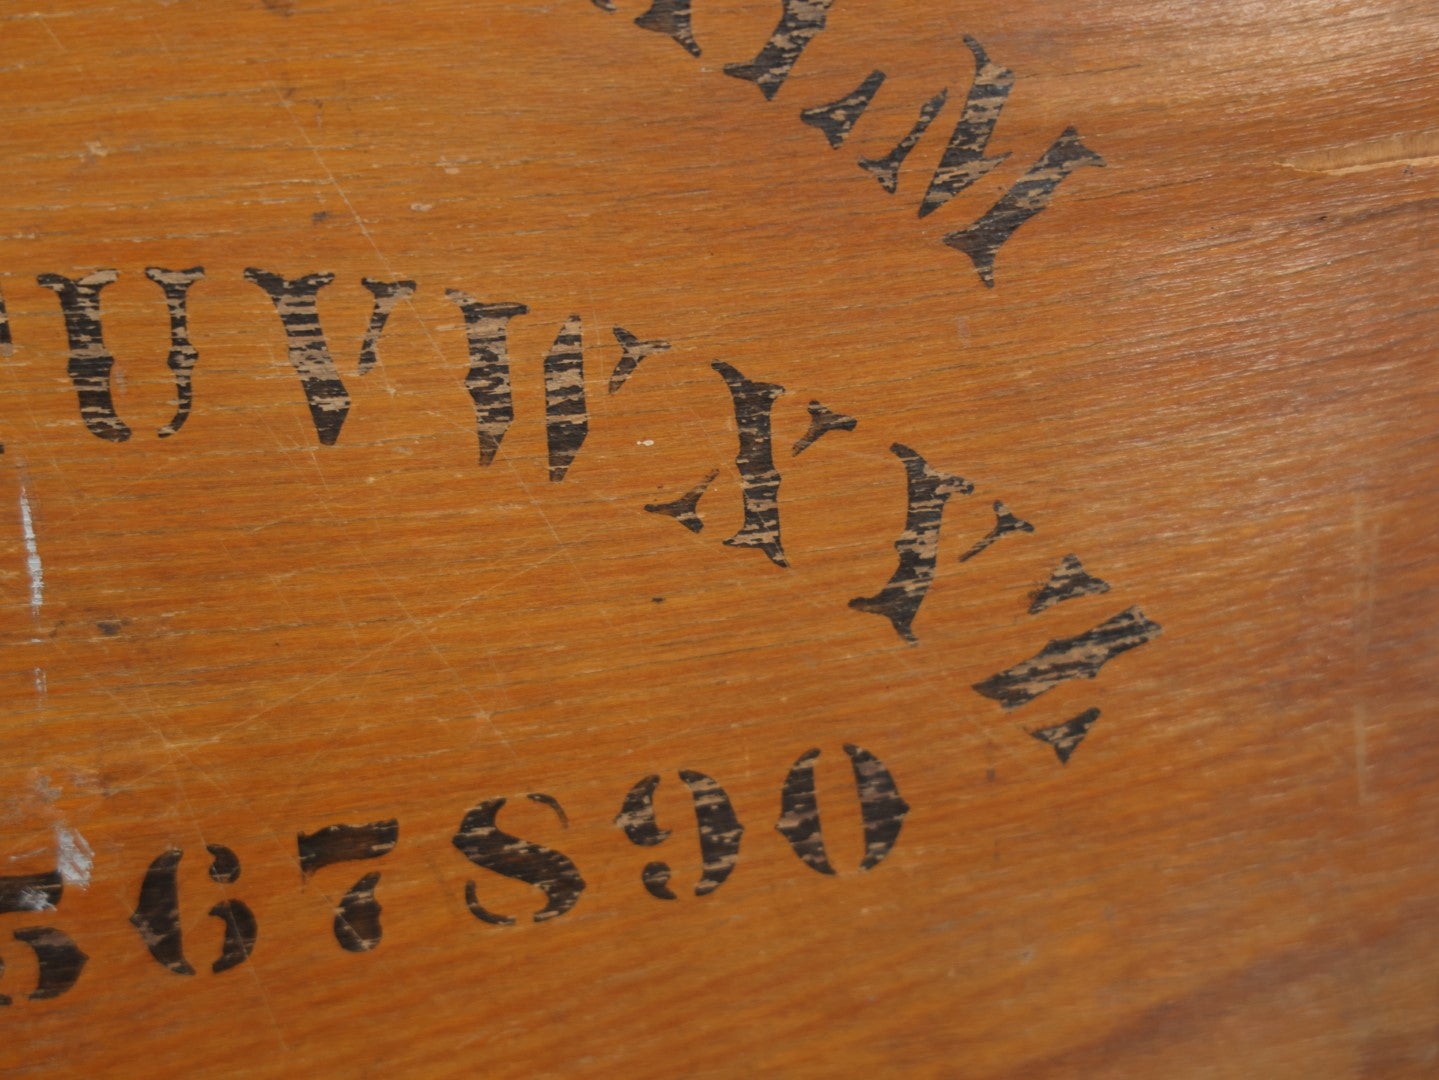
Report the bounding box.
[245,268,352,445]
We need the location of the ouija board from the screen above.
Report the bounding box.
[0,0,1434,1076]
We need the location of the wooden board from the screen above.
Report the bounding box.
[0,0,1434,1075]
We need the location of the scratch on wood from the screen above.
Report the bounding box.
[18,484,42,618]
[1282,130,1439,175]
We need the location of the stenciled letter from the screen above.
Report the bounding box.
[297,819,399,953]
[973,607,1161,708]
[244,268,352,445]
[634,0,701,57]
[775,744,909,874]
[544,315,589,482]
[724,0,835,101]
[145,266,205,438]
[356,278,415,375]
[943,128,1106,287]
[452,794,585,924]
[37,270,130,442]
[446,293,529,466]
[131,846,256,975]
[712,360,788,567]
[850,443,972,643]
[615,771,745,899]
[0,871,86,1003]
[917,37,1013,219]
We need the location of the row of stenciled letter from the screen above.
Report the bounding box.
[4,268,1161,755]
[0,744,902,1002]
[592,0,1105,286]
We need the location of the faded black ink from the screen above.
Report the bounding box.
[641,861,676,901]
[713,360,788,567]
[615,774,672,847]
[644,468,718,533]
[145,266,205,438]
[0,282,11,358]
[608,325,670,394]
[724,0,835,100]
[357,277,415,375]
[131,847,255,975]
[943,127,1106,287]
[331,872,383,954]
[11,928,87,1002]
[859,88,947,194]
[0,871,84,1003]
[297,821,399,877]
[527,792,570,828]
[206,844,241,885]
[792,400,856,456]
[846,743,909,870]
[452,796,585,925]
[615,771,744,898]
[446,293,529,466]
[616,775,680,899]
[958,500,1034,562]
[850,443,972,643]
[1030,553,1111,614]
[244,268,352,445]
[775,744,909,874]
[918,36,1013,219]
[544,315,588,482]
[634,0,700,57]
[800,69,885,148]
[37,270,130,442]
[130,849,193,975]
[0,871,62,915]
[683,770,744,896]
[208,900,257,974]
[1030,707,1099,764]
[774,749,831,874]
[297,820,399,953]
[973,607,1161,708]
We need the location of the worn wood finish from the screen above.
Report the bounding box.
[0,1,1434,1075]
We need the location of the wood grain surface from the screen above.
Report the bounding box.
[0,0,1434,1076]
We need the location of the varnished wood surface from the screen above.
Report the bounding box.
[0,1,1434,1076]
